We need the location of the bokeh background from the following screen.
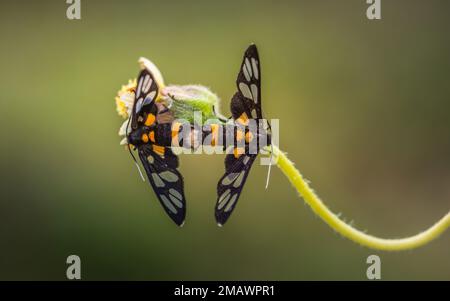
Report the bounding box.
[1,0,449,280]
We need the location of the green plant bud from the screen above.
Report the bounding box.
[161,85,223,124]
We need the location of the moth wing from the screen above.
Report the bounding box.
[138,145,186,226]
[231,44,262,120]
[215,154,256,226]
[131,69,159,130]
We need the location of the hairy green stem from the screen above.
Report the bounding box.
[271,145,450,251]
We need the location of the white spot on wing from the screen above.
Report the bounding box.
[224,194,238,212]
[243,64,250,81]
[218,189,231,204]
[251,58,259,80]
[221,173,239,186]
[143,91,156,106]
[135,97,143,113]
[233,171,245,188]
[250,84,258,104]
[245,58,252,77]
[136,77,143,98]
[169,188,183,201]
[159,171,179,182]
[251,108,257,119]
[142,75,152,93]
[160,195,177,214]
[239,83,253,100]
[152,173,165,187]
[218,189,231,210]
[169,189,183,208]
[169,194,183,208]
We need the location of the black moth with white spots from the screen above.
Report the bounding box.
[129,68,187,226]
[215,44,270,226]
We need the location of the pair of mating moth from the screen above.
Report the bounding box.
[125,45,272,226]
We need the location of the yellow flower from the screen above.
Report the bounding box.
[115,78,137,119]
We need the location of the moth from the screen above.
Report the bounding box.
[127,67,187,226]
[126,44,271,226]
[214,44,271,226]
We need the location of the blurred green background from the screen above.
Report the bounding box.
[1,0,449,280]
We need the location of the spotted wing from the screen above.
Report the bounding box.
[215,154,256,226]
[131,69,159,130]
[231,44,262,120]
[138,145,186,226]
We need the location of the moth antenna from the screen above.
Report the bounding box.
[265,120,274,189]
[127,142,146,182]
[134,159,146,182]
[265,144,273,190]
